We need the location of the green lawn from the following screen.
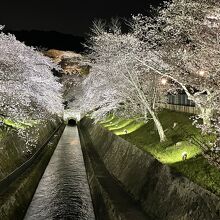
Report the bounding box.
[101,110,220,196]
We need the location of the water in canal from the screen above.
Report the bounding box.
[24,126,95,220]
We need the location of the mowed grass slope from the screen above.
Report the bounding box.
[100,110,220,196]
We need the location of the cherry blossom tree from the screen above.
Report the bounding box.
[132,0,220,130]
[81,21,167,141]
[0,27,63,123]
[127,0,220,167]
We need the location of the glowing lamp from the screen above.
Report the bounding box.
[198,70,205,76]
[161,78,167,85]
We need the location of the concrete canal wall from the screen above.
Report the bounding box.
[80,118,220,220]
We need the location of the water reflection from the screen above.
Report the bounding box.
[24,126,95,220]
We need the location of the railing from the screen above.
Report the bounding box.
[0,122,64,195]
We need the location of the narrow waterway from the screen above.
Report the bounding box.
[24,126,95,220]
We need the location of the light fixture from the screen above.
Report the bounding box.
[182,151,187,160]
[161,78,167,85]
[198,70,205,76]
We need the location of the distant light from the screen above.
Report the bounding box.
[198,70,205,76]
[161,78,167,85]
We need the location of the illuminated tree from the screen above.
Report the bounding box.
[81,21,167,141]
[132,0,220,130]
[0,28,63,122]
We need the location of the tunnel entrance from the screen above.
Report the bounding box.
[68,119,76,126]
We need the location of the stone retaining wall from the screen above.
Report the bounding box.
[0,118,61,180]
[80,118,220,220]
[0,118,64,220]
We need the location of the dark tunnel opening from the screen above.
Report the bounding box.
[68,119,76,126]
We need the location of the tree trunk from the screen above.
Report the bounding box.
[148,108,166,142]
[199,107,213,126]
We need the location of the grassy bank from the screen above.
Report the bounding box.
[0,117,38,148]
[0,117,38,129]
[100,110,220,196]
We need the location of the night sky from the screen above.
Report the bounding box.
[1,0,163,36]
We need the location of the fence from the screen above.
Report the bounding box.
[160,94,200,114]
[167,94,195,106]
[160,103,200,114]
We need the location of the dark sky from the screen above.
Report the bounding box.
[0,0,163,36]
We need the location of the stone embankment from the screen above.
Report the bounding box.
[0,118,62,180]
[0,118,65,220]
[79,118,220,220]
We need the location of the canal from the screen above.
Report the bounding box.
[24,126,95,220]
